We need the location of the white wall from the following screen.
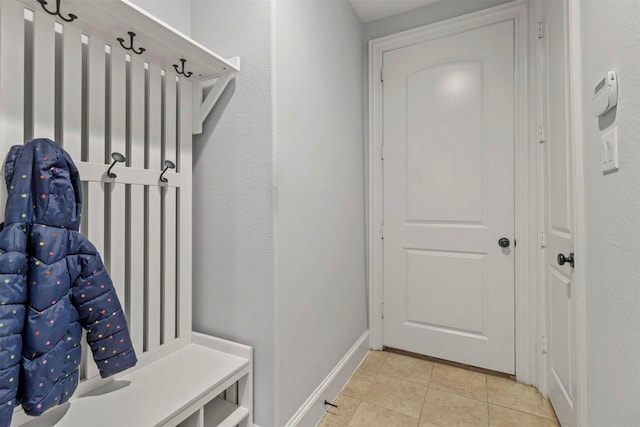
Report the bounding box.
[190,1,277,425]
[191,1,366,425]
[130,0,192,36]
[579,1,640,425]
[272,0,366,424]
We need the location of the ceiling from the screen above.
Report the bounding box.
[349,0,444,23]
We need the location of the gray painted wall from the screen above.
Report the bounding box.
[191,1,277,425]
[191,0,366,425]
[273,0,366,424]
[579,1,640,425]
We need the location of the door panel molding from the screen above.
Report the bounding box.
[367,0,535,383]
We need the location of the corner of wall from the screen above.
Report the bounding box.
[190,1,278,425]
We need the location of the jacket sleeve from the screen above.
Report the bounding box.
[67,232,137,378]
[0,223,27,426]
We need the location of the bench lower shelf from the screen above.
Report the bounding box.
[204,398,250,427]
[13,333,253,427]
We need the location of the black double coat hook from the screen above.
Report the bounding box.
[173,59,193,78]
[37,0,77,22]
[117,32,145,55]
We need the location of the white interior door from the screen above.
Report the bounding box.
[382,19,516,374]
[541,0,579,424]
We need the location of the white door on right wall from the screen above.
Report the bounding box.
[540,0,579,425]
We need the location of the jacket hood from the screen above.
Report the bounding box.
[4,138,82,230]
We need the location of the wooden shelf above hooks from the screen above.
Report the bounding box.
[17,0,240,134]
[19,0,240,79]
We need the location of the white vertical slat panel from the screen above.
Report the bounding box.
[87,36,106,165]
[145,63,162,351]
[84,35,107,380]
[162,71,177,343]
[178,77,193,339]
[0,0,24,214]
[32,11,56,138]
[62,25,82,158]
[128,54,146,353]
[0,0,24,148]
[60,21,85,379]
[109,46,127,312]
[33,12,56,139]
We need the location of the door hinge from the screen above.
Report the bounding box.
[538,125,545,143]
[381,302,384,319]
[541,335,548,354]
[380,67,384,82]
[540,231,546,248]
[381,143,384,160]
[537,21,544,39]
[381,223,384,240]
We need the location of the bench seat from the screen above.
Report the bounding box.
[14,333,252,427]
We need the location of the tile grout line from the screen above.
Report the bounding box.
[344,399,363,427]
[484,374,490,427]
[363,352,429,424]
[487,401,560,423]
[344,350,377,427]
[355,357,381,415]
[428,384,489,404]
[416,367,433,426]
[381,352,431,424]
[330,351,372,427]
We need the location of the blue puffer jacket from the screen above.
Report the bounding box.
[0,139,137,426]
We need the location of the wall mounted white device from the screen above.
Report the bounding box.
[592,71,618,117]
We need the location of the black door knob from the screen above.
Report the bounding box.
[498,238,510,248]
[557,253,575,268]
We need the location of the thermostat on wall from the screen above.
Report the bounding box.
[592,71,618,117]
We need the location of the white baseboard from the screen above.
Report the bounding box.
[284,330,370,427]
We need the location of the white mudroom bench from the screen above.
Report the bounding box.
[15,333,252,427]
[0,0,252,425]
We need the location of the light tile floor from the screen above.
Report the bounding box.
[318,350,560,427]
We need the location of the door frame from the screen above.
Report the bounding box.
[566,1,588,421]
[367,1,537,382]
[533,0,589,422]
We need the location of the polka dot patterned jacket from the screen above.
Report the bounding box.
[0,139,137,426]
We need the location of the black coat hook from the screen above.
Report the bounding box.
[36,0,77,22]
[107,152,126,178]
[160,160,176,183]
[117,32,145,55]
[173,59,193,78]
